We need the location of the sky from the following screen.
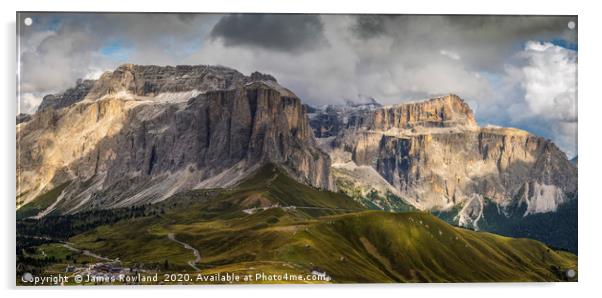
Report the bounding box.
[17,13,578,157]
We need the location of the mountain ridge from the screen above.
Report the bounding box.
[18,64,333,213]
[17,64,577,252]
[310,93,577,251]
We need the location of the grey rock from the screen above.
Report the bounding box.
[16,113,32,124]
[37,79,95,112]
[17,64,333,214]
[313,94,577,219]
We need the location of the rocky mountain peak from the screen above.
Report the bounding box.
[86,64,248,99]
[19,64,334,213]
[36,64,284,112]
[356,93,478,130]
[311,92,576,235]
[309,94,478,138]
[249,71,277,83]
[37,79,96,112]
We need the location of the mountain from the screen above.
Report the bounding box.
[18,164,576,283]
[17,65,577,248]
[16,65,578,283]
[310,94,578,251]
[17,64,333,214]
[16,113,32,124]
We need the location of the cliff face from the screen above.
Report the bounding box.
[373,128,576,212]
[18,65,333,214]
[312,94,577,228]
[18,64,577,228]
[346,95,478,130]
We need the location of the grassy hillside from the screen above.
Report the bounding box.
[206,163,365,213]
[70,208,576,283]
[18,164,577,283]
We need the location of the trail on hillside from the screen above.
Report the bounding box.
[62,242,116,262]
[167,233,201,272]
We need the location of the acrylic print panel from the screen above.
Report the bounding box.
[16,12,578,285]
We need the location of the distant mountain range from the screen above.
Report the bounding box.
[16,64,578,282]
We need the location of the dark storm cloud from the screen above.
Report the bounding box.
[351,15,388,39]
[350,15,576,70]
[209,14,327,52]
[18,12,221,112]
[449,15,574,40]
[353,15,573,41]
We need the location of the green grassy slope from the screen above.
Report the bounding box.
[60,164,576,283]
[210,163,365,212]
[69,208,576,283]
[65,164,362,269]
[301,211,576,282]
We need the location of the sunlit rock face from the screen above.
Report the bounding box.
[17,64,333,214]
[345,94,478,130]
[17,63,577,225]
[311,94,577,227]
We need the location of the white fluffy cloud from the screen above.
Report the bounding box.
[521,41,577,122]
[490,41,577,157]
[521,41,577,157]
[18,93,43,115]
[17,13,221,113]
[189,15,494,106]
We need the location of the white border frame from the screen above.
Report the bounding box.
[2,1,601,297]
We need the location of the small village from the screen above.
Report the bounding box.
[65,261,143,284]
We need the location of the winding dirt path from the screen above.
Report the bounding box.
[167,233,201,271]
[62,242,116,262]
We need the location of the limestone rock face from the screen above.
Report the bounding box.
[18,64,576,225]
[372,128,576,212]
[312,94,577,226]
[346,95,478,130]
[18,64,333,214]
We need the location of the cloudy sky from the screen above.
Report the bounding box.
[17,13,577,157]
